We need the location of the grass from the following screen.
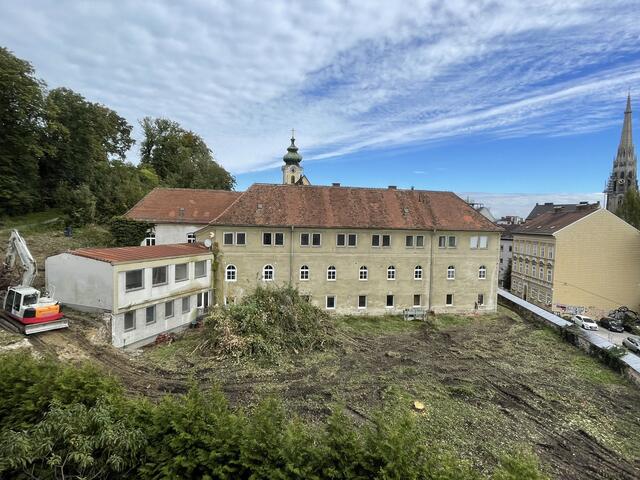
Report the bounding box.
[336,314,425,335]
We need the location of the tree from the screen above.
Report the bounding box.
[615,188,640,230]
[503,258,512,290]
[140,117,235,190]
[0,47,46,215]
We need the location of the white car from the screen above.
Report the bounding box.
[572,314,598,331]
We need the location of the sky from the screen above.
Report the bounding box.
[1,0,639,218]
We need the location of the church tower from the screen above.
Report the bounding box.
[281,130,309,185]
[605,94,637,212]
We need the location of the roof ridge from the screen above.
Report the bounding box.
[207,188,249,226]
[250,182,453,194]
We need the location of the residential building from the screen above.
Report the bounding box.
[510,203,640,317]
[45,244,213,348]
[496,215,523,225]
[605,93,637,213]
[526,202,592,221]
[125,188,241,245]
[498,224,518,287]
[196,183,502,315]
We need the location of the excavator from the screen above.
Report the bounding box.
[0,230,68,334]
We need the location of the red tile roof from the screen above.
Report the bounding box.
[209,184,501,232]
[514,204,600,236]
[125,188,241,224]
[72,243,211,264]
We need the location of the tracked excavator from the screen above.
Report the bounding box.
[0,230,68,334]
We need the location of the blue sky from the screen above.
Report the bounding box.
[1,0,639,217]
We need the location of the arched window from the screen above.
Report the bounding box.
[262,264,274,281]
[414,265,423,280]
[327,265,336,281]
[299,265,309,281]
[225,264,237,282]
[359,266,368,280]
[387,265,396,280]
[478,265,486,279]
[447,265,455,280]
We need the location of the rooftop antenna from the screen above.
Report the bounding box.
[291,128,295,139]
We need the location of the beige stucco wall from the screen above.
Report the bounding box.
[554,209,640,317]
[196,226,499,315]
[510,235,556,310]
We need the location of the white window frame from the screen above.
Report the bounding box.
[479,236,488,249]
[197,291,209,308]
[405,235,414,248]
[448,236,457,248]
[175,263,188,282]
[223,232,235,245]
[225,264,237,282]
[548,247,554,259]
[144,232,156,246]
[359,266,368,281]
[236,232,246,246]
[312,233,321,247]
[438,236,446,248]
[447,265,455,280]
[371,234,381,247]
[152,266,168,287]
[478,265,487,280]
[165,300,174,319]
[262,232,273,246]
[300,232,310,247]
[336,233,346,247]
[414,265,423,280]
[387,265,396,280]
[299,265,309,281]
[327,265,336,281]
[262,264,274,282]
[347,233,357,247]
[182,296,190,313]
[470,236,479,249]
[547,268,553,282]
[187,233,196,244]
[145,305,156,325]
[415,235,424,248]
[125,269,144,292]
[382,234,391,247]
[326,295,336,310]
[194,260,207,278]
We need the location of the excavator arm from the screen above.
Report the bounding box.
[4,230,37,287]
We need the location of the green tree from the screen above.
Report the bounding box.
[140,117,235,190]
[615,188,640,230]
[0,47,46,215]
[503,259,512,290]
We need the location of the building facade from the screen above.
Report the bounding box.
[510,205,640,317]
[196,184,502,315]
[46,244,213,348]
[605,94,637,213]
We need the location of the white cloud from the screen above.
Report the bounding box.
[0,0,638,174]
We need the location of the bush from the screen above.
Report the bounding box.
[203,285,336,361]
[109,216,155,247]
[56,183,97,227]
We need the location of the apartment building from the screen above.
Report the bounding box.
[510,203,640,317]
[46,244,213,348]
[195,183,502,315]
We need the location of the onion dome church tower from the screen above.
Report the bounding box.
[282,130,310,185]
[605,94,637,212]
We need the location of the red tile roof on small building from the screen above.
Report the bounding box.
[514,203,600,236]
[72,243,211,264]
[209,184,501,232]
[125,188,241,224]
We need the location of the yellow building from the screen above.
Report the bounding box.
[510,203,640,317]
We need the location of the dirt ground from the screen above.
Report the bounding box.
[6,307,640,479]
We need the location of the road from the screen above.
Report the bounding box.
[593,328,628,347]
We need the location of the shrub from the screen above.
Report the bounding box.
[203,285,336,361]
[56,183,97,227]
[108,216,155,246]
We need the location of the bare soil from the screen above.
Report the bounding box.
[9,308,640,479]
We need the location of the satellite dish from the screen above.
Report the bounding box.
[204,239,212,248]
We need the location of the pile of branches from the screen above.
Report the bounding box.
[201,285,336,361]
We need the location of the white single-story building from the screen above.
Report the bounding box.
[46,243,214,348]
[125,187,241,245]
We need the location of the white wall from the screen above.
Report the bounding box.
[45,254,113,311]
[143,224,204,245]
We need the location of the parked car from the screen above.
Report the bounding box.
[622,336,640,354]
[599,316,625,333]
[571,314,598,331]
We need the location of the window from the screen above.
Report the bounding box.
[299,265,309,281]
[477,293,484,306]
[470,236,478,249]
[275,232,284,246]
[146,305,156,325]
[358,295,367,309]
[386,295,394,308]
[539,267,544,280]
[548,247,554,259]
[533,243,538,256]
[263,265,274,281]
[182,297,190,313]
[448,236,457,248]
[470,236,488,249]
[175,263,188,282]
[326,295,336,309]
[327,265,336,281]
[197,291,209,308]
[124,311,135,331]
[508,245,512,252]
[359,266,368,281]
[405,235,414,247]
[195,260,207,278]
[347,234,357,247]
[225,265,237,282]
[540,245,545,257]
[300,233,321,247]
[519,260,523,273]
[236,232,246,245]
[532,265,537,278]
[371,234,380,247]
[263,232,272,245]
[479,236,488,249]
[382,234,390,247]
[223,232,234,245]
[546,293,552,304]
[372,234,390,247]
[152,266,167,286]
[387,265,396,280]
[187,233,196,244]
[438,235,446,248]
[446,293,454,306]
[337,233,346,247]
[414,265,423,280]
[312,233,321,246]
[144,232,155,246]
[165,301,174,318]
[547,268,553,282]
[478,265,487,279]
[300,233,310,246]
[125,269,144,291]
[416,235,424,247]
[525,263,529,275]
[413,294,421,307]
[526,243,531,254]
[447,265,455,280]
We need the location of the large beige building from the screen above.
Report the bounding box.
[510,203,640,317]
[195,183,501,315]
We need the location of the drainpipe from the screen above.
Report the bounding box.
[428,229,435,311]
[289,226,294,285]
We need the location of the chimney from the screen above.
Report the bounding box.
[178,207,185,219]
[388,185,397,190]
[553,206,563,213]
[332,182,341,187]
